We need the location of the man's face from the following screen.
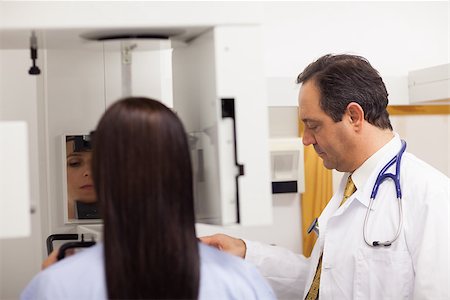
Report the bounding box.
[299,80,353,172]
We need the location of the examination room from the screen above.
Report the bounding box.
[1,1,449,299]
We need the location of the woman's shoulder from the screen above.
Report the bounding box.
[199,242,259,275]
[199,242,241,263]
[21,244,105,300]
[198,243,275,300]
[45,243,103,274]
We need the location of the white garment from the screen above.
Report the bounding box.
[246,134,450,299]
[21,242,275,300]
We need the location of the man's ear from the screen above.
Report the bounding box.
[346,102,364,130]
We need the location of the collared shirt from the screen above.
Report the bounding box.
[351,133,397,195]
[246,133,450,299]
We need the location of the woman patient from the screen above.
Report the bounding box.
[21,97,274,299]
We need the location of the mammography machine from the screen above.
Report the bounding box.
[1,23,273,257]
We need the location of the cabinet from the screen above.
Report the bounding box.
[409,63,450,104]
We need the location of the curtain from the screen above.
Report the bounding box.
[300,145,333,257]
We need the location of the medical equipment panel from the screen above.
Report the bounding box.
[270,138,305,194]
[173,26,272,226]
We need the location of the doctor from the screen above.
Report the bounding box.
[202,54,450,299]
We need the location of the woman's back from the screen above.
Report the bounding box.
[21,243,274,300]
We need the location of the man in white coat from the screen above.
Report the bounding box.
[202,54,450,299]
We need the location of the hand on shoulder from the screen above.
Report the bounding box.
[41,248,75,270]
[200,233,247,258]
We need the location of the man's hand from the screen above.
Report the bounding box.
[200,233,247,258]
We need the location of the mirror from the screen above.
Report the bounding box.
[63,134,100,222]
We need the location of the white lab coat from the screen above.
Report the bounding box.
[246,136,450,299]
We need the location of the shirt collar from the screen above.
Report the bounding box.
[347,133,401,210]
[352,133,397,191]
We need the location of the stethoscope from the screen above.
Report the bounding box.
[308,140,407,248]
[364,139,407,247]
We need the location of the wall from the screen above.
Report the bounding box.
[0,50,43,299]
[262,1,449,106]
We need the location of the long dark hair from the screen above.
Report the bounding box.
[297,54,393,130]
[92,97,199,299]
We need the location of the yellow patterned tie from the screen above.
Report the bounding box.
[305,176,356,300]
[340,176,357,206]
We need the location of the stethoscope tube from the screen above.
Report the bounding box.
[363,140,407,247]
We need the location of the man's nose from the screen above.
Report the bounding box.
[302,129,315,146]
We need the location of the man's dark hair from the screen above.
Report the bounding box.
[297,54,392,130]
[92,97,199,299]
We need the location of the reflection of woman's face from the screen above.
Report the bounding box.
[66,141,96,205]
